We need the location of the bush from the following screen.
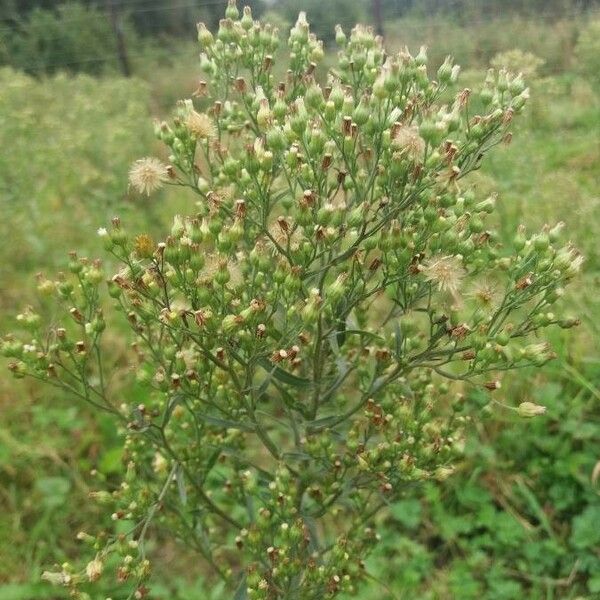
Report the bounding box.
[490,49,545,78]
[384,15,581,75]
[575,18,600,88]
[2,2,581,598]
[0,2,137,75]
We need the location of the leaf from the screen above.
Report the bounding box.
[0,583,66,600]
[571,506,600,549]
[200,414,255,432]
[282,451,313,461]
[233,575,247,600]
[258,358,312,388]
[390,499,422,529]
[325,328,385,343]
[205,449,221,474]
[588,576,600,594]
[163,394,184,427]
[270,381,308,415]
[35,477,71,509]
[394,320,403,358]
[514,478,556,539]
[176,465,187,506]
[307,414,343,430]
[98,446,123,475]
[255,369,275,399]
[335,315,347,348]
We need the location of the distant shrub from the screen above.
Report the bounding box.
[491,49,545,78]
[0,2,137,75]
[575,18,600,88]
[384,16,579,75]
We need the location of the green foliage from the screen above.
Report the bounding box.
[490,49,545,78]
[575,18,600,88]
[383,14,583,75]
[384,0,599,20]
[0,2,138,75]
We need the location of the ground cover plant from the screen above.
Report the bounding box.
[1,3,592,599]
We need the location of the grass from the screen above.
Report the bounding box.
[0,12,599,600]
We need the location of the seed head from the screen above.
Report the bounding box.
[185,110,216,140]
[129,157,168,196]
[85,556,103,582]
[392,124,425,162]
[421,255,465,295]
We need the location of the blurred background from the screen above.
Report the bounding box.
[0,1,599,598]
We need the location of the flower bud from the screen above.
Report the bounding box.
[256,99,272,132]
[197,22,213,47]
[415,46,428,66]
[86,557,103,582]
[266,127,287,153]
[305,82,323,110]
[517,401,546,418]
[225,0,239,21]
[438,56,453,84]
[240,6,253,30]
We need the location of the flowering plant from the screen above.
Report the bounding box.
[2,2,581,598]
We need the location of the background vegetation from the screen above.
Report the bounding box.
[0,1,598,598]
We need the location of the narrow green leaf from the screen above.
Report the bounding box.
[258,359,312,388]
[307,414,343,429]
[176,465,187,506]
[233,575,247,600]
[283,451,313,461]
[514,478,556,540]
[325,329,385,343]
[335,315,347,348]
[394,320,403,358]
[200,414,255,432]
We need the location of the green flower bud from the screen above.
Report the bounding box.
[329,85,344,110]
[353,99,370,126]
[197,22,214,47]
[533,233,549,251]
[225,0,239,21]
[437,57,453,84]
[305,83,324,110]
[240,6,253,30]
[509,74,526,95]
[222,314,241,334]
[324,100,336,122]
[513,227,527,251]
[517,401,546,418]
[419,120,438,145]
[475,196,496,214]
[480,85,494,105]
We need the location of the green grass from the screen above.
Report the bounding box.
[0,13,599,600]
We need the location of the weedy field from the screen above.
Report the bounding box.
[0,11,599,600]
